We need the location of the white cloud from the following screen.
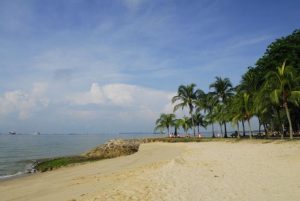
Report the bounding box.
[68,82,173,108]
[68,83,106,105]
[67,83,175,123]
[0,83,49,119]
[103,84,135,106]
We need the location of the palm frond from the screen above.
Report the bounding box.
[290,91,300,106]
[270,89,281,104]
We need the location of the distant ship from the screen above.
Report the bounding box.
[9,131,16,135]
[33,132,41,135]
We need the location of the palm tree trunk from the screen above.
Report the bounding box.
[276,108,284,139]
[270,120,274,134]
[224,122,228,138]
[284,102,293,139]
[219,122,223,137]
[190,111,196,137]
[258,117,261,134]
[237,122,240,139]
[263,123,268,138]
[197,125,200,134]
[242,119,245,136]
[247,119,253,139]
[212,123,215,138]
[167,127,170,137]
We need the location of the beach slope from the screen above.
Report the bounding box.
[1,141,300,201]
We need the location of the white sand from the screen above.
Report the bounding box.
[1,141,300,201]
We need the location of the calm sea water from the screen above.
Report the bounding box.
[0,133,163,179]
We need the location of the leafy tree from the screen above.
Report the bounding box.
[173,118,182,137]
[239,68,261,93]
[192,112,207,134]
[178,116,192,136]
[228,93,243,138]
[213,103,226,137]
[242,93,254,139]
[256,29,300,73]
[232,82,255,139]
[172,84,204,136]
[264,61,300,139]
[198,92,218,137]
[155,113,176,135]
[254,83,283,137]
[243,29,300,137]
[209,77,234,137]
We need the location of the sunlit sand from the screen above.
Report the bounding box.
[1,141,300,201]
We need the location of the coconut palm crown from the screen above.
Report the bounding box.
[264,61,300,139]
[209,77,234,137]
[172,83,204,136]
[178,116,192,136]
[155,113,176,135]
[209,77,234,103]
[192,112,207,134]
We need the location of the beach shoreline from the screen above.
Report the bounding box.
[1,140,300,201]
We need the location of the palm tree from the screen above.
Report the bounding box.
[228,94,242,139]
[264,61,300,139]
[254,86,278,138]
[239,68,261,95]
[213,103,226,137]
[172,84,204,136]
[209,77,234,138]
[192,112,207,134]
[243,93,254,139]
[173,118,182,137]
[178,116,192,136]
[230,90,254,139]
[205,112,217,137]
[155,113,176,136]
[197,92,218,137]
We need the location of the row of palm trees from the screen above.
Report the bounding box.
[155,112,206,137]
[155,61,300,139]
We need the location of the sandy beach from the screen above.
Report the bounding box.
[1,141,300,201]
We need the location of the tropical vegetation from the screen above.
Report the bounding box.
[155,29,300,140]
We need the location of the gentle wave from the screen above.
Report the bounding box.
[0,171,24,179]
[0,162,36,180]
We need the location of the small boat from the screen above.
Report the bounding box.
[9,131,16,135]
[33,132,40,135]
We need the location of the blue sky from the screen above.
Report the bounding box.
[0,0,299,134]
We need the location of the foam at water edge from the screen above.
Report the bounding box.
[24,161,37,173]
[0,161,37,180]
[0,171,24,179]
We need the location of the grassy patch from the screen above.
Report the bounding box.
[35,156,104,172]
